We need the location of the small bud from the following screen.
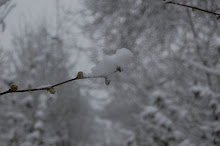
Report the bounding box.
[104,77,111,86]
[49,88,56,94]
[77,71,84,79]
[10,84,18,91]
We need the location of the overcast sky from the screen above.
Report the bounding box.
[1,0,82,49]
[1,0,95,72]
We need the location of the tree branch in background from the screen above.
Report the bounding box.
[185,60,220,77]
[0,0,8,7]
[0,72,106,96]
[165,1,220,18]
[0,0,16,31]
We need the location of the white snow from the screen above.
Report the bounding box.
[36,110,44,118]
[33,55,45,62]
[38,94,48,109]
[27,131,40,139]
[21,95,33,104]
[178,139,195,146]
[6,112,26,120]
[141,105,158,120]
[34,121,44,130]
[190,85,214,97]
[173,130,184,139]
[142,106,158,115]
[91,48,133,76]
[186,59,220,77]
[152,90,166,98]
[155,112,172,127]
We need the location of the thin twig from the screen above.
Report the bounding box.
[165,1,220,18]
[0,0,9,7]
[0,75,105,96]
[0,1,16,25]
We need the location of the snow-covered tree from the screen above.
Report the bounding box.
[1,0,220,145]
[82,0,220,145]
[0,21,99,146]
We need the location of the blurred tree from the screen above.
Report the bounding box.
[82,0,220,145]
[0,1,17,144]
[0,0,15,86]
[0,21,97,146]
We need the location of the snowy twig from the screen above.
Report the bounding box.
[0,73,105,96]
[0,48,133,96]
[164,1,220,18]
[185,59,220,77]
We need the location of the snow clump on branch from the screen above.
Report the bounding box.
[91,48,134,76]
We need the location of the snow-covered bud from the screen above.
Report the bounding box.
[77,71,84,79]
[10,84,18,91]
[49,88,56,94]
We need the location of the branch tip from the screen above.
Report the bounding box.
[164,1,220,17]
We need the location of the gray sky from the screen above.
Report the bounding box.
[1,0,95,72]
[1,0,54,48]
[1,0,82,49]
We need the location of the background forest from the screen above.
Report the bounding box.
[0,0,220,146]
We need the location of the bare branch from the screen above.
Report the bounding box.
[0,73,106,96]
[0,0,16,29]
[165,1,220,18]
[184,59,220,77]
[0,0,8,7]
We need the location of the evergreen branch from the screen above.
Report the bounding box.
[164,1,220,18]
[0,72,105,96]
